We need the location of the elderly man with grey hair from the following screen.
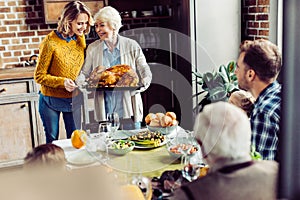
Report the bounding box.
[171,101,278,200]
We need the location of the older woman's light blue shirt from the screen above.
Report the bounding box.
[103,40,124,118]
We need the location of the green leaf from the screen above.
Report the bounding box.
[250,145,262,160]
[203,72,214,84]
[192,71,203,78]
[227,61,236,73]
[204,73,224,90]
[230,76,238,82]
[225,83,238,93]
[193,61,239,112]
[213,74,225,87]
[191,90,207,98]
[195,79,204,85]
[208,87,227,102]
[218,64,230,83]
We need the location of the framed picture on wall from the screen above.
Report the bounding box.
[43,0,105,24]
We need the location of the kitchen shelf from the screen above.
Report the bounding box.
[122,16,172,21]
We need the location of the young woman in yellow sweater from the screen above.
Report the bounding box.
[34,1,93,143]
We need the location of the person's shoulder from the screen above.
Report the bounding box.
[41,31,55,42]
[187,172,217,189]
[253,160,279,173]
[88,39,102,48]
[258,159,279,166]
[254,82,281,113]
[47,30,56,38]
[40,31,59,50]
[266,81,282,97]
[86,40,102,53]
[119,35,139,46]
[171,173,215,200]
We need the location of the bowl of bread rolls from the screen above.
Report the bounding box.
[145,112,178,135]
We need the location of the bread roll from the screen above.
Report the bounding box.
[161,115,173,127]
[156,113,165,121]
[149,118,160,127]
[166,112,176,120]
[171,119,178,126]
[145,113,156,125]
[146,112,178,127]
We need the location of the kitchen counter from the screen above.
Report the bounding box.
[0,67,35,81]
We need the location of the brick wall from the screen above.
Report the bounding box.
[242,0,270,41]
[0,0,271,69]
[0,0,165,69]
[0,0,56,68]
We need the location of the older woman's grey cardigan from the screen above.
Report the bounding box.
[78,35,152,122]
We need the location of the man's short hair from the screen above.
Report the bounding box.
[239,39,282,82]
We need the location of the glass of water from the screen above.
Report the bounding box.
[107,112,120,135]
[98,122,112,162]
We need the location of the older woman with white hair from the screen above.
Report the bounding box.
[77,6,152,129]
[171,101,279,200]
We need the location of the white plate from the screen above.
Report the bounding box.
[66,149,97,165]
[109,130,131,140]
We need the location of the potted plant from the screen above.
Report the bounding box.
[192,61,239,113]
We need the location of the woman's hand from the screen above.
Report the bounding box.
[64,78,78,92]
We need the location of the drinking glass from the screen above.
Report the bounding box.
[107,112,120,136]
[131,175,152,200]
[176,130,193,166]
[176,130,201,182]
[86,132,100,153]
[181,156,201,182]
[98,122,112,162]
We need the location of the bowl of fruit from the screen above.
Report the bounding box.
[145,112,178,135]
[108,140,135,156]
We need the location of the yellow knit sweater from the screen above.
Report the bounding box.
[34,31,86,98]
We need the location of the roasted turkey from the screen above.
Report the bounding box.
[87,64,139,87]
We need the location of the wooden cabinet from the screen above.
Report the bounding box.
[0,77,42,168]
[43,0,105,24]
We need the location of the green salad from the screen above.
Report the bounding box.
[110,140,134,150]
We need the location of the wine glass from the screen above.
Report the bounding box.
[107,112,120,137]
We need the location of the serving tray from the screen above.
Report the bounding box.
[86,84,143,91]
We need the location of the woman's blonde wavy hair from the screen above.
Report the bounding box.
[57,1,94,35]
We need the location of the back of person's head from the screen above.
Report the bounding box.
[24,143,66,169]
[57,1,94,35]
[229,90,255,117]
[239,39,282,82]
[194,101,252,167]
[94,6,122,33]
